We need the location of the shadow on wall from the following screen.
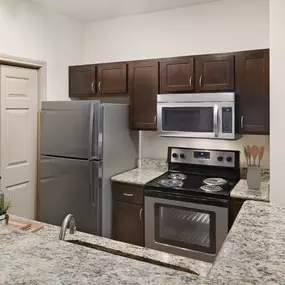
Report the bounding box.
[141,131,270,169]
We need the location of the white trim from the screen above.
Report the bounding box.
[0,53,47,104]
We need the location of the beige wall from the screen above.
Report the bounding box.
[83,0,269,63]
[141,132,269,169]
[0,0,84,101]
[270,0,285,204]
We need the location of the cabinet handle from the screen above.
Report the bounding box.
[189,76,192,87]
[139,208,143,221]
[91,81,95,92]
[199,76,203,87]
[241,116,244,129]
[98,81,101,92]
[154,116,157,126]
[123,193,134,197]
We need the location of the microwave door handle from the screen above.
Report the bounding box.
[214,105,219,137]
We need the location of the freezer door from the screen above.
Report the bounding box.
[39,156,102,235]
[40,101,103,159]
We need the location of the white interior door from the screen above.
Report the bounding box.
[0,65,38,219]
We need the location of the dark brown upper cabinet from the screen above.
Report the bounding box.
[196,55,234,92]
[129,60,159,130]
[235,49,269,134]
[160,57,194,92]
[69,65,96,97]
[97,63,128,94]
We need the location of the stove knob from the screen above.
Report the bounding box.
[180,154,186,159]
[217,156,224,162]
[172,153,178,158]
[226,156,233,163]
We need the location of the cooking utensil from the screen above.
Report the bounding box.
[258,146,265,167]
[244,146,249,166]
[246,145,252,166]
[251,145,259,166]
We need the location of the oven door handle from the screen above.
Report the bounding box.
[213,104,219,137]
[144,190,229,208]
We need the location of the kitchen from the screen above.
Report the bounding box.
[0,0,283,284]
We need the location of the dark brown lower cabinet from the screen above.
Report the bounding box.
[112,182,144,247]
[113,201,144,246]
[229,198,245,228]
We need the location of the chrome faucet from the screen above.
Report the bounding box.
[59,214,76,240]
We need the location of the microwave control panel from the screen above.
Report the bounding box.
[222,107,233,133]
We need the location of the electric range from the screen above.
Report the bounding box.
[144,147,240,263]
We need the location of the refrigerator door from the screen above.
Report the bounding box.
[40,101,103,160]
[39,155,102,235]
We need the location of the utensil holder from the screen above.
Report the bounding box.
[247,167,261,190]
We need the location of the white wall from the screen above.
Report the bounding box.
[270,0,285,204]
[142,132,269,169]
[0,0,84,101]
[84,0,269,63]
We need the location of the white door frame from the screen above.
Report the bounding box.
[0,53,47,104]
[0,53,47,219]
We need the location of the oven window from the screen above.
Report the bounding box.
[155,204,216,254]
[162,107,214,132]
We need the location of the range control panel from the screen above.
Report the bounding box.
[169,147,238,168]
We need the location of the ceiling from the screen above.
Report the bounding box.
[32,0,221,23]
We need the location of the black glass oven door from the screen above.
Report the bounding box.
[154,204,216,254]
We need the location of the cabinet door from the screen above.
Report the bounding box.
[113,201,144,246]
[196,55,234,92]
[69,65,96,97]
[97,63,127,94]
[235,50,269,134]
[160,57,194,92]
[129,60,159,130]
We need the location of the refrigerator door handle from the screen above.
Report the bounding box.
[90,102,103,160]
[90,161,102,208]
[89,103,95,160]
[89,162,95,207]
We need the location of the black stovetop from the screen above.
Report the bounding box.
[145,170,239,199]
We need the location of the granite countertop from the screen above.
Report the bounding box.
[111,159,167,186]
[230,179,270,202]
[0,227,203,285]
[206,200,285,285]
[3,200,285,284]
[34,221,211,277]
[111,168,165,186]
[0,217,211,284]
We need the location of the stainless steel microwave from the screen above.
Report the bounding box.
[157,93,236,139]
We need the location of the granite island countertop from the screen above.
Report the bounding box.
[0,227,204,285]
[2,200,285,284]
[206,200,285,285]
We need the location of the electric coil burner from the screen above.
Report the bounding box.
[168,173,187,180]
[144,147,240,263]
[200,185,223,192]
[203,178,227,186]
[158,179,183,188]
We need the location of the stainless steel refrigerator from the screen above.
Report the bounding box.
[39,101,138,237]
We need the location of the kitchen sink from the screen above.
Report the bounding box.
[66,239,198,275]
